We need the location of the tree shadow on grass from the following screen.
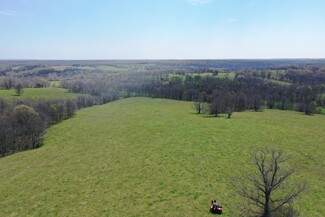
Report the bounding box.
[202,114,227,118]
[189,111,230,119]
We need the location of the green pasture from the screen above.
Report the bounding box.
[95,65,128,72]
[268,79,292,86]
[0,88,80,100]
[215,72,235,79]
[190,72,213,77]
[318,107,325,115]
[51,65,96,71]
[0,98,324,216]
[49,80,61,87]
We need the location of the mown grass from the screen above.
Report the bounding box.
[51,65,96,71]
[0,88,81,100]
[96,65,128,72]
[268,79,292,86]
[318,107,325,115]
[215,72,235,79]
[49,80,61,87]
[0,98,324,216]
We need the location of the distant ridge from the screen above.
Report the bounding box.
[1,59,325,70]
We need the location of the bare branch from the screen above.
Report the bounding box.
[271,182,306,211]
[235,147,305,217]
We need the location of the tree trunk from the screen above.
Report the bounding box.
[263,192,270,217]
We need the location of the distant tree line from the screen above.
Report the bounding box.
[238,66,325,85]
[1,76,49,89]
[60,79,119,103]
[120,73,324,116]
[57,65,325,116]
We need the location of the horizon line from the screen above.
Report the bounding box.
[1,58,325,61]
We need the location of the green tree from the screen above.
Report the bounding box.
[12,104,45,150]
[14,83,24,96]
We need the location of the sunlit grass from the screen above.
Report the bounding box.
[215,72,235,79]
[0,98,324,216]
[96,65,128,72]
[269,79,292,86]
[0,88,81,99]
[51,65,96,71]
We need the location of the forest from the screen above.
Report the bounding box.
[0,59,324,156]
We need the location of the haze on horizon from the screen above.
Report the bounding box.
[1,0,325,60]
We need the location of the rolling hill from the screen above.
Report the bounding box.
[0,98,324,216]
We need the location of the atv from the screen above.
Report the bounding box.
[210,204,223,215]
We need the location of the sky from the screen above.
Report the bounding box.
[0,0,325,59]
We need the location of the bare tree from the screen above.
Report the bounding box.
[193,101,205,114]
[252,94,262,112]
[234,148,305,217]
[224,91,235,118]
[226,107,234,119]
[2,76,16,89]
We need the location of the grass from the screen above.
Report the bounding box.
[0,88,81,100]
[49,80,61,87]
[215,72,236,79]
[318,107,325,115]
[95,65,128,72]
[0,98,324,216]
[268,79,292,86]
[51,66,96,71]
[191,72,213,77]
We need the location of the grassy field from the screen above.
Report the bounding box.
[95,65,129,72]
[0,88,81,100]
[49,80,61,87]
[0,98,324,216]
[269,79,292,86]
[51,65,96,71]
[317,106,325,115]
[215,72,236,79]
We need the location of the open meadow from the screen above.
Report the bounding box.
[0,88,81,100]
[0,98,324,216]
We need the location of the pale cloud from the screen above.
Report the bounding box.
[189,0,212,5]
[0,10,18,17]
[228,18,238,23]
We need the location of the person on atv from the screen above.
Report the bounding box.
[210,199,223,214]
[212,199,219,207]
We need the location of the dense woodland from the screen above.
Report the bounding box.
[0,60,325,156]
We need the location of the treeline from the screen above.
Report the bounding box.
[57,70,325,117]
[0,76,49,89]
[239,65,325,85]
[115,73,325,116]
[0,92,119,157]
[55,64,325,116]
[60,79,119,102]
[0,98,76,156]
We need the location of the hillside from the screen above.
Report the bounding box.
[0,98,324,216]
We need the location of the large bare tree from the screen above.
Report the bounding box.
[234,148,305,217]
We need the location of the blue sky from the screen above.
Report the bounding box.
[0,0,325,59]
